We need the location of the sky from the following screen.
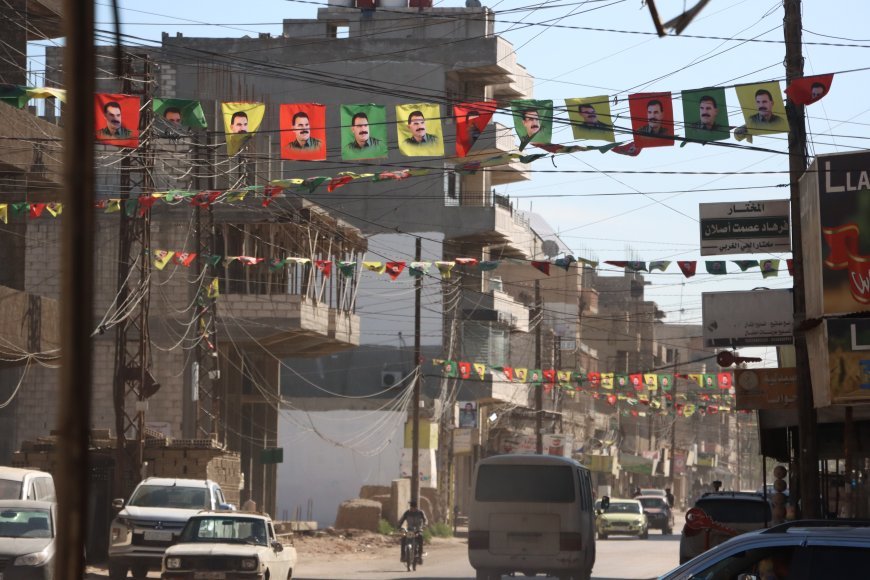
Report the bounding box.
[30,0,870,367]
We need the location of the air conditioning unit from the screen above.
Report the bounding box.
[382,370,403,388]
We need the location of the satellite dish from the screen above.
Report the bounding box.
[542,239,559,257]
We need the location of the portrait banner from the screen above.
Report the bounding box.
[222,102,266,157]
[153,98,207,132]
[280,103,326,161]
[341,104,388,161]
[511,99,553,147]
[682,88,730,142]
[95,93,140,148]
[734,82,789,138]
[628,92,674,148]
[458,401,478,428]
[566,96,615,142]
[396,103,444,157]
[784,73,834,106]
[454,101,496,157]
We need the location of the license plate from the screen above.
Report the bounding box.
[194,573,226,580]
[143,530,174,542]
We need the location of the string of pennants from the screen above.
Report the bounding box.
[0,195,793,279]
[433,359,741,417]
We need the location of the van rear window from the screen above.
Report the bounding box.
[695,498,771,523]
[475,465,575,502]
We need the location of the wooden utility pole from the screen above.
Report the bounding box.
[535,280,543,454]
[670,350,680,493]
[783,0,820,518]
[411,237,422,502]
[56,0,95,577]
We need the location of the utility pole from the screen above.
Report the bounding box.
[783,0,820,518]
[56,0,95,576]
[535,280,543,454]
[670,350,680,494]
[411,237,422,503]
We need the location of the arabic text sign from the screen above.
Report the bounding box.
[699,200,791,256]
[702,289,794,348]
[734,368,797,410]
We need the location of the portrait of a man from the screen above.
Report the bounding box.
[289,111,321,151]
[511,99,553,145]
[458,401,477,428]
[466,110,482,144]
[694,96,720,131]
[163,107,182,128]
[734,82,789,138]
[397,104,444,157]
[222,102,265,156]
[628,92,674,148]
[230,111,248,134]
[280,104,326,161]
[567,96,615,142]
[95,93,140,148]
[404,111,438,146]
[783,73,833,107]
[683,88,730,142]
[521,109,542,138]
[153,98,208,137]
[341,104,388,161]
[453,101,495,158]
[749,89,780,124]
[810,82,826,101]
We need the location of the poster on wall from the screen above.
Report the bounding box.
[458,401,478,428]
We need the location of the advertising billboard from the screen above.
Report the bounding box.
[702,289,794,348]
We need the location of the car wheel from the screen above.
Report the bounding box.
[108,562,127,580]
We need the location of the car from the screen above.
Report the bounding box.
[595,498,648,540]
[161,511,296,580]
[679,491,772,564]
[660,520,870,579]
[640,488,667,498]
[637,495,675,534]
[0,499,57,579]
[0,467,57,502]
[108,477,235,580]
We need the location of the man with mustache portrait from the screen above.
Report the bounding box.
[403,110,439,146]
[99,101,131,139]
[288,111,321,151]
[345,112,381,152]
[692,95,723,132]
[521,108,542,138]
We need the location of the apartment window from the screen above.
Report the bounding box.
[444,165,460,206]
[463,322,506,367]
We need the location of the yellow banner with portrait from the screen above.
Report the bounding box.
[396,103,443,157]
[222,102,266,156]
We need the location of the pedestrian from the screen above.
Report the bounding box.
[665,488,675,508]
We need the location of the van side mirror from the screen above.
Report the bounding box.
[601,496,610,511]
[112,498,125,510]
[271,541,283,552]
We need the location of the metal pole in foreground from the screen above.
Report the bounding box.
[56,0,95,577]
[783,0,820,518]
[412,237,422,503]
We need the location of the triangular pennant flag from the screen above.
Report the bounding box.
[732,260,759,272]
[587,372,601,389]
[478,260,499,271]
[554,256,576,271]
[237,256,265,266]
[442,360,458,378]
[606,394,617,406]
[270,257,288,272]
[29,203,46,219]
[786,259,794,276]
[600,372,614,390]
[473,363,487,380]
[435,261,455,278]
[11,202,28,216]
[515,368,529,383]
[337,261,356,277]
[717,372,732,390]
[408,261,430,277]
[152,250,175,270]
[286,257,311,266]
[626,261,647,272]
[458,361,472,380]
[206,278,220,299]
[528,369,543,385]
[542,369,556,384]
[531,261,550,276]
[385,261,406,281]
[173,252,197,267]
[138,195,158,215]
[363,261,386,274]
[643,373,659,391]
[0,204,6,224]
[315,260,332,277]
[659,374,674,392]
[648,260,671,272]
[629,373,644,392]
[677,261,697,277]
[784,73,834,106]
[605,261,627,269]
[503,366,514,382]
[204,255,222,267]
[45,202,62,217]
[454,257,479,266]
[760,259,780,278]
[705,261,726,275]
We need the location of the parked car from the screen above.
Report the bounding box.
[595,498,648,540]
[0,467,57,502]
[0,499,57,579]
[637,495,674,534]
[108,477,235,580]
[162,511,296,580]
[661,520,870,579]
[679,491,772,564]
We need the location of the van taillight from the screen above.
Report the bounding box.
[468,530,489,550]
[559,532,583,551]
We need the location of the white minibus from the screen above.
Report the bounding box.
[467,454,596,580]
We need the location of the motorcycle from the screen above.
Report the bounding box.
[400,528,424,571]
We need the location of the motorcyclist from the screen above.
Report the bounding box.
[397,499,428,563]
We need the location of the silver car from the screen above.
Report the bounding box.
[661,521,870,579]
[0,500,56,580]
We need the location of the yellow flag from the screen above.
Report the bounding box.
[106,199,121,213]
[45,202,62,217]
[515,368,528,383]
[222,102,266,156]
[363,261,386,274]
[152,250,175,270]
[0,204,7,224]
[600,373,614,390]
[473,363,486,380]
[207,278,220,299]
[435,261,455,278]
[687,373,703,387]
[643,373,658,391]
[396,103,444,157]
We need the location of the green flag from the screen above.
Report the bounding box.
[153,98,208,129]
[0,85,29,109]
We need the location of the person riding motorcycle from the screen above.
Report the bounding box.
[397,500,428,563]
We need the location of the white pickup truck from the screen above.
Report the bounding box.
[161,511,297,580]
[108,477,235,580]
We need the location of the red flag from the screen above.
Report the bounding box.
[677,261,697,277]
[327,175,354,192]
[454,257,479,266]
[385,261,406,280]
[315,260,332,277]
[531,261,550,276]
[542,369,556,384]
[458,361,472,380]
[784,74,834,106]
[138,195,158,216]
[605,261,627,269]
[191,191,221,207]
[717,372,732,390]
[630,373,644,392]
[95,93,140,148]
[502,366,514,382]
[29,203,46,219]
[587,372,601,389]
[173,252,197,267]
[612,142,642,156]
[606,394,617,406]
[628,92,675,148]
[454,101,496,158]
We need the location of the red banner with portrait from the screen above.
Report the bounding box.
[95,93,140,148]
[280,103,326,161]
[454,101,496,158]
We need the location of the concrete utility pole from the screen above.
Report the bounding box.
[535,280,543,454]
[783,0,820,518]
[411,237,422,503]
[670,350,680,495]
[56,0,95,577]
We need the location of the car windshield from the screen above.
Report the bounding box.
[128,485,208,509]
[696,498,771,523]
[639,498,666,509]
[606,502,640,514]
[180,517,267,545]
[0,479,23,500]
[0,508,52,538]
